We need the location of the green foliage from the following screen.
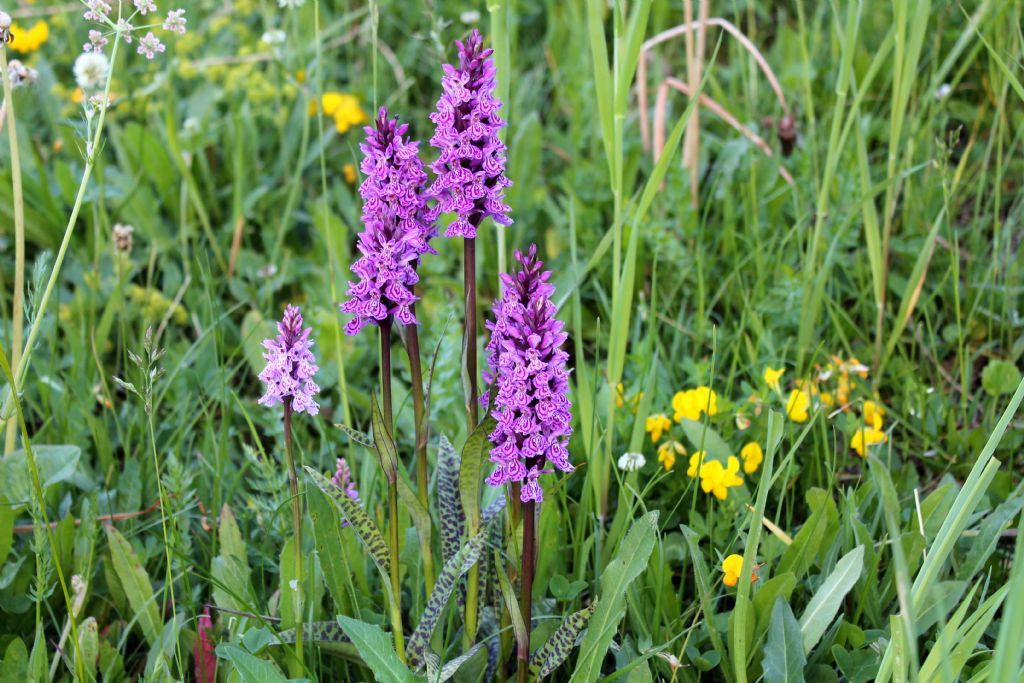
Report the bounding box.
[763,598,805,683]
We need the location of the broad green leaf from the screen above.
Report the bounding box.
[763,598,805,683]
[216,644,288,683]
[211,504,255,612]
[832,645,878,683]
[106,526,162,646]
[337,615,412,683]
[571,511,658,683]
[396,466,432,565]
[78,617,99,682]
[798,545,864,654]
[981,359,1022,397]
[308,487,353,615]
[776,488,839,580]
[495,551,528,658]
[305,466,390,576]
[0,445,81,507]
[677,418,732,460]
[459,416,496,534]
[436,434,465,564]
[532,601,598,678]
[0,638,28,683]
[371,389,399,483]
[407,499,505,669]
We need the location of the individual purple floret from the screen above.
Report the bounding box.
[258,305,321,415]
[428,29,512,239]
[331,457,361,528]
[341,108,435,335]
[484,245,573,502]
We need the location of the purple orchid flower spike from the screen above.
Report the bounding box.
[341,107,436,335]
[483,245,573,502]
[428,29,512,239]
[258,304,320,416]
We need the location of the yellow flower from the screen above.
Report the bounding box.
[785,389,810,423]
[820,392,834,406]
[672,386,718,422]
[699,456,744,500]
[763,366,785,392]
[863,400,885,428]
[657,441,685,470]
[645,413,671,443]
[686,450,707,478]
[343,163,357,184]
[311,92,368,134]
[851,426,887,457]
[615,383,626,408]
[296,69,306,83]
[721,553,759,587]
[740,442,763,474]
[10,21,50,53]
[617,384,644,413]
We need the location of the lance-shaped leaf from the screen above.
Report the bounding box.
[397,465,432,556]
[334,423,374,448]
[531,601,599,678]
[424,642,485,683]
[407,497,506,669]
[305,466,390,576]
[460,416,496,534]
[338,615,413,683]
[106,526,162,646]
[437,434,465,565]
[371,389,399,484]
[763,597,806,683]
[272,620,355,657]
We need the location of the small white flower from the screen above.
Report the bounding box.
[617,452,646,472]
[163,9,187,35]
[935,83,952,100]
[83,0,112,22]
[137,31,165,59]
[73,52,110,90]
[460,10,481,24]
[83,29,108,52]
[261,29,286,46]
[116,18,135,44]
[278,0,305,7]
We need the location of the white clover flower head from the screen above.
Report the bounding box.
[133,0,157,15]
[137,31,165,59]
[261,29,286,46]
[84,29,108,52]
[89,93,112,111]
[163,9,187,35]
[116,18,135,43]
[74,52,110,90]
[278,0,305,8]
[83,0,112,22]
[617,452,646,472]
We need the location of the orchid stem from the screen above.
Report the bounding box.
[518,499,536,683]
[380,320,407,662]
[283,401,303,670]
[405,318,436,593]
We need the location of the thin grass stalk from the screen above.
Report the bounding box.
[404,318,436,592]
[282,402,303,668]
[517,499,536,683]
[380,319,406,661]
[0,45,24,455]
[0,35,121,429]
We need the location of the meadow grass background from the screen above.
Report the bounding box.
[1,0,1024,680]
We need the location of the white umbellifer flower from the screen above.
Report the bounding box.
[617,452,646,472]
[278,0,304,7]
[261,29,286,46]
[73,52,110,90]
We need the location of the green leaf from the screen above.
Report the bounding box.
[308,487,353,615]
[459,416,496,534]
[832,645,880,683]
[216,644,289,683]
[0,445,81,508]
[677,418,732,460]
[495,550,528,658]
[106,525,162,646]
[407,499,505,669]
[798,545,864,654]
[0,503,13,565]
[370,389,399,483]
[211,504,255,612]
[396,466,432,565]
[776,488,839,580]
[78,617,100,682]
[763,598,806,683]
[0,638,28,683]
[571,511,658,683]
[337,615,413,683]
[436,434,465,565]
[335,423,374,447]
[532,601,598,678]
[305,466,390,576]
[982,360,1023,397]
[273,620,352,645]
